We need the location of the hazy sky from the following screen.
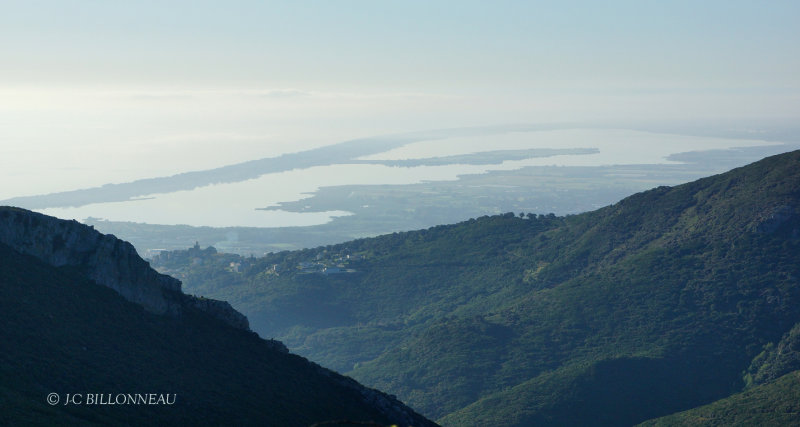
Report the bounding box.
[1,1,799,197]
[3,1,798,92]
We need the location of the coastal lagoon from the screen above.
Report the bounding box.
[36,128,774,228]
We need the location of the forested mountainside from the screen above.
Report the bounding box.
[638,370,800,426]
[155,150,800,425]
[0,208,434,426]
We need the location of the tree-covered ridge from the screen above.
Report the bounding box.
[744,322,800,388]
[155,150,800,425]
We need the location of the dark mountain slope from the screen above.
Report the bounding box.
[0,210,434,426]
[156,150,800,425]
[638,370,800,426]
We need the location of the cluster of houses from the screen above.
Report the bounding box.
[295,250,364,275]
[296,261,355,275]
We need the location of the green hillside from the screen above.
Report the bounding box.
[0,240,434,426]
[156,150,800,425]
[638,370,800,426]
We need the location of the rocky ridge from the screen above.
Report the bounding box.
[0,206,249,330]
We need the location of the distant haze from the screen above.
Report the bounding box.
[2,1,798,206]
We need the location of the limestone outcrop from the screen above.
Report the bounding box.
[0,206,249,331]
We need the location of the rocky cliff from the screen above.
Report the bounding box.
[0,206,249,330]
